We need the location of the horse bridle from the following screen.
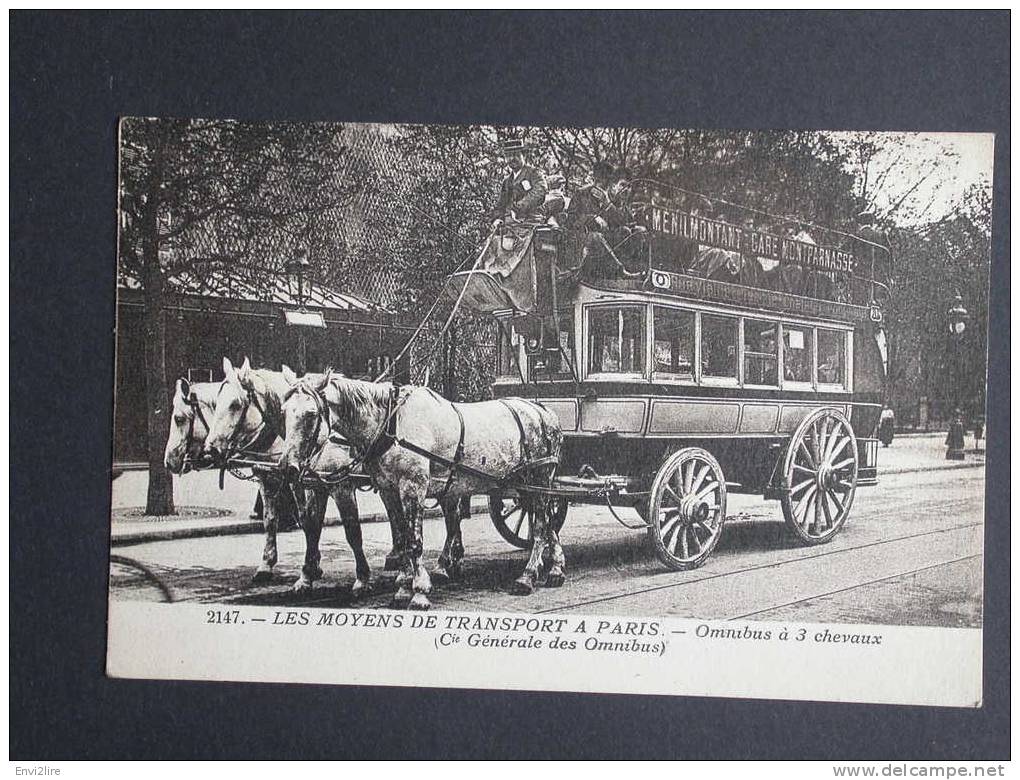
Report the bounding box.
[285,382,337,483]
[212,379,279,464]
[288,380,401,486]
[178,389,212,473]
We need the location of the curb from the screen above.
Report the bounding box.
[110,499,490,547]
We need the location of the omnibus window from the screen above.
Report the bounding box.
[783,325,814,383]
[496,321,518,378]
[701,314,738,379]
[743,319,778,386]
[817,328,846,386]
[588,306,646,375]
[653,307,695,378]
[530,313,575,378]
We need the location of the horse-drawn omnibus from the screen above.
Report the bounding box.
[449,181,891,571]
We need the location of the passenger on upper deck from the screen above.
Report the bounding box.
[565,161,644,281]
[491,137,548,229]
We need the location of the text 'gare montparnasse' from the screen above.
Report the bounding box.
[647,204,856,274]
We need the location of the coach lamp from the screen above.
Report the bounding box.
[945,293,969,461]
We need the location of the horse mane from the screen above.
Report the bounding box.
[323,375,394,425]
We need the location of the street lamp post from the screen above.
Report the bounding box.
[945,293,969,461]
[285,248,312,374]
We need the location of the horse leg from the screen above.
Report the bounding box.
[404,479,433,611]
[435,497,464,583]
[334,485,371,597]
[544,511,567,589]
[384,496,402,572]
[511,494,549,595]
[252,478,279,584]
[293,487,325,593]
[381,489,413,608]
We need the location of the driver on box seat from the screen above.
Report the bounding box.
[491,137,548,229]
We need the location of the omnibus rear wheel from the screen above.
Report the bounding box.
[780,408,859,545]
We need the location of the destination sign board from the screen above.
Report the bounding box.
[645,205,856,274]
[647,271,879,324]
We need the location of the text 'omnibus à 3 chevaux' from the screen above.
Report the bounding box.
[447,180,891,570]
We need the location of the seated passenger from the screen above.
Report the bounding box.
[540,173,568,227]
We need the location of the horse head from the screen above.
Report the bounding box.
[202,356,266,464]
[164,377,214,474]
[279,366,334,476]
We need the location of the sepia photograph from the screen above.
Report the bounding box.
[106,118,993,704]
[12,8,1009,763]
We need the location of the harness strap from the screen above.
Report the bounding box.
[436,402,466,501]
[499,398,531,467]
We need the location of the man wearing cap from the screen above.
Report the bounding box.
[492,137,548,227]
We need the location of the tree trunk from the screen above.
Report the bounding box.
[142,234,176,516]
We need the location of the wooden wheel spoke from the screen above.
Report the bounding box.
[816,419,831,462]
[796,486,817,528]
[808,425,822,465]
[663,484,682,504]
[790,478,813,498]
[512,509,528,536]
[797,440,816,468]
[682,461,694,493]
[831,456,856,471]
[826,487,845,516]
[660,514,682,542]
[792,464,817,476]
[820,492,833,530]
[678,525,690,558]
[821,421,843,464]
[695,481,719,501]
[690,461,710,496]
[686,526,703,554]
[827,434,853,464]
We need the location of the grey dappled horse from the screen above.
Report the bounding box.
[279,371,563,611]
[200,357,370,594]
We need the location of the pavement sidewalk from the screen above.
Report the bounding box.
[109,432,985,546]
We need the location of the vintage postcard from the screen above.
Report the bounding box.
[108,119,992,706]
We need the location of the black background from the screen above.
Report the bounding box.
[10,11,1010,759]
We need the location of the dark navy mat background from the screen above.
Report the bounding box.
[10,11,1010,759]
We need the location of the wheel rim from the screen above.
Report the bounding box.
[489,495,532,548]
[649,448,726,569]
[782,409,858,543]
[489,495,568,549]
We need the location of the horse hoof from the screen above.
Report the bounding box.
[409,593,431,611]
[510,576,535,596]
[431,569,451,586]
[384,554,401,572]
[545,571,565,588]
[391,587,412,609]
[251,569,273,585]
[308,566,323,582]
[351,579,371,598]
[292,578,313,594]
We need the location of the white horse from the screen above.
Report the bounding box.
[279,371,564,611]
[163,374,299,581]
[201,357,370,594]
